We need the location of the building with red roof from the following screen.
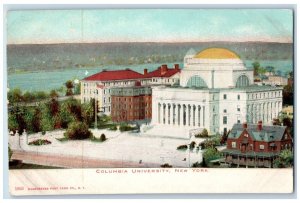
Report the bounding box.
[80,65,181,116]
[222,121,293,168]
[144,64,181,86]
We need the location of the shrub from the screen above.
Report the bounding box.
[109,125,117,131]
[203,147,221,163]
[119,124,134,132]
[190,141,196,150]
[195,128,209,138]
[91,134,107,143]
[177,144,188,150]
[273,149,293,168]
[64,121,92,140]
[29,139,51,146]
[160,163,172,168]
[42,131,46,135]
[100,134,107,141]
[192,162,202,168]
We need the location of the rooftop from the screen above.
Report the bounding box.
[145,65,180,78]
[194,48,240,59]
[228,123,287,142]
[82,69,146,81]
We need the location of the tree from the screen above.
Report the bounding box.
[74,82,81,95]
[252,61,260,76]
[50,90,59,99]
[8,112,19,132]
[203,147,221,163]
[221,130,230,145]
[64,121,92,140]
[34,91,48,100]
[65,98,83,121]
[65,80,74,96]
[276,70,282,76]
[10,106,27,134]
[49,98,59,116]
[283,84,293,105]
[23,91,35,102]
[274,149,293,168]
[265,66,275,73]
[82,102,94,127]
[272,118,281,126]
[8,88,23,104]
[40,103,55,132]
[59,100,76,128]
[32,107,42,132]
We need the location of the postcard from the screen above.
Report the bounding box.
[6,8,294,195]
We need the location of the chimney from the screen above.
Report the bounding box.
[257,120,263,131]
[243,122,247,129]
[161,64,168,75]
[174,64,179,70]
[144,68,148,75]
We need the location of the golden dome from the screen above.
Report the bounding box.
[194,48,240,59]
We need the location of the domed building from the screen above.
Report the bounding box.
[149,48,283,139]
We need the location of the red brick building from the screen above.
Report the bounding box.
[222,121,293,168]
[111,81,152,123]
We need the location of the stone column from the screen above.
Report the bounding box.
[159,103,162,124]
[199,106,201,127]
[202,106,205,127]
[270,103,273,122]
[181,104,185,126]
[163,104,167,124]
[168,104,171,125]
[274,102,278,118]
[174,104,178,126]
[187,105,190,126]
[253,104,256,123]
[192,105,195,126]
[195,106,199,127]
[170,104,174,125]
[247,104,250,123]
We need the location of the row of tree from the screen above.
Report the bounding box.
[252,61,290,77]
[8,80,81,105]
[8,97,97,134]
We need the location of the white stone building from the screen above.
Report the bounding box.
[149,48,283,138]
[263,75,288,86]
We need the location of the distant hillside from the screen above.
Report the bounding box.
[7,42,293,73]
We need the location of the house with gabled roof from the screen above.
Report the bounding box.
[222,121,293,168]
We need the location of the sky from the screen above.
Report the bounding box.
[7,9,293,44]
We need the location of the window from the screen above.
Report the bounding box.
[232,142,236,148]
[237,105,240,112]
[223,94,227,99]
[223,109,227,113]
[237,94,240,100]
[259,145,265,150]
[223,116,227,124]
[237,118,241,124]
